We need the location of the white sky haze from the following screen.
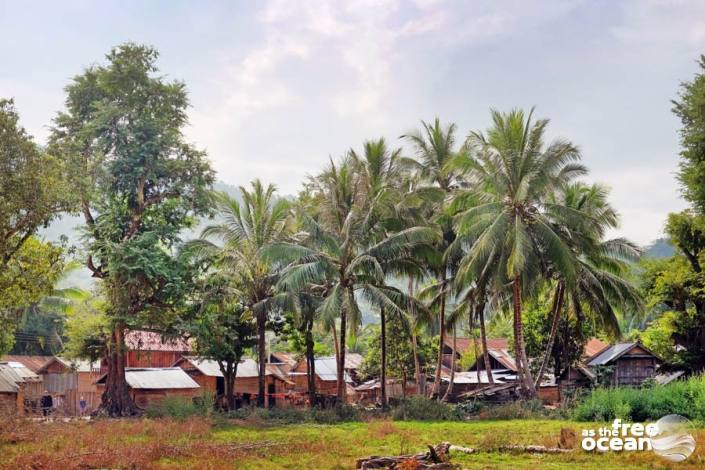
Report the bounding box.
[2,0,705,244]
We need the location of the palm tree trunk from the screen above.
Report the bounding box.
[442,325,457,401]
[431,277,446,400]
[534,282,564,388]
[411,327,423,395]
[380,306,387,407]
[512,275,536,398]
[257,312,266,407]
[337,295,349,405]
[408,278,424,395]
[305,320,316,407]
[476,300,494,385]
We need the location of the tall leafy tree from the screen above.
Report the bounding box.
[455,108,585,397]
[673,55,705,213]
[187,273,257,410]
[0,98,70,267]
[0,237,65,355]
[0,99,70,347]
[184,181,290,407]
[50,43,214,415]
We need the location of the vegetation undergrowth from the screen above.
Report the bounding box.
[573,373,705,421]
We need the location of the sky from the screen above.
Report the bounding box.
[2,0,704,245]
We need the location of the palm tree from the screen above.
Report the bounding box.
[351,138,403,406]
[454,108,587,398]
[184,180,291,407]
[534,183,643,385]
[266,157,437,404]
[401,118,463,399]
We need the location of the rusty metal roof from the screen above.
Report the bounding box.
[0,355,54,373]
[124,331,192,352]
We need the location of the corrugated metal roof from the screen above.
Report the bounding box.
[0,355,53,373]
[0,363,20,393]
[124,331,192,352]
[444,337,509,354]
[583,338,609,359]
[178,357,292,383]
[5,362,41,382]
[587,342,638,366]
[314,357,352,382]
[344,353,364,370]
[442,370,509,384]
[116,368,200,390]
[488,349,518,372]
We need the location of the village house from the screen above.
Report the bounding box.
[558,338,608,393]
[96,367,200,408]
[173,356,293,408]
[99,330,192,372]
[289,356,356,404]
[586,341,661,386]
[35,357,101,415]
[0,361,42,415]
[441,337,518,373]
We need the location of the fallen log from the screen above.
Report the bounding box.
[356,442,459,469]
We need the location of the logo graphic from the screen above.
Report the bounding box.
[650,414,696,462]
[581,415,696,462]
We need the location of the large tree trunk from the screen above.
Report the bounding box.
[431,277,446,400]
[257,312,267,408]
[337,307,347,405]
[534,282,564,388]
[99,325,138,416]
[442,325,457,401]
[380,306,387,407]
[305,321,316,407]
[220,360,237,411]
[476,300,494,385]
[512,276,536,398]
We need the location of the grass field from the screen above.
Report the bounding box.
[1,417,703,469]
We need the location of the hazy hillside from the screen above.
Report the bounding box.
[643,238,675,259]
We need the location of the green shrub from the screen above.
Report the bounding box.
[146,396,198,420]
[145,394,216,420]
[390,397,453,421]
[572,373,705,422]
[227,405,362,424]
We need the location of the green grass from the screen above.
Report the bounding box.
[2,417,704,469]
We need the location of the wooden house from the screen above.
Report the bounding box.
[441,337,518,373]
[35,357,101,415]
[268,352,298,376]
[96,367,200,408]
[173,356,293,408]
[586,342,661,386]
[290,356,356,403]
[115,330,192,370]
[0,361,42,415]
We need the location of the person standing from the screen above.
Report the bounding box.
[79,396,87,416]
[40,391,53,417]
